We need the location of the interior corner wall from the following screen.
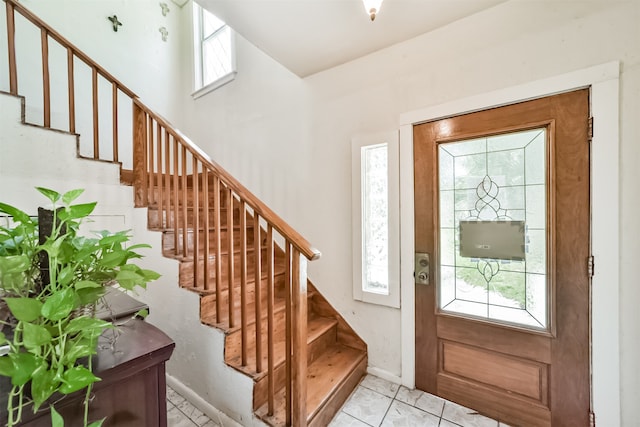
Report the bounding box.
[178,1,639,423]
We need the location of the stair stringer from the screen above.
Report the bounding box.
[130,208,269,427]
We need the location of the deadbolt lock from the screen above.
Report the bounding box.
[415,252,430,285]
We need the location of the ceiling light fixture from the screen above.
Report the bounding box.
[362,0,383,21]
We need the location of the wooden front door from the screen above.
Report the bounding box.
[413,89,591,426]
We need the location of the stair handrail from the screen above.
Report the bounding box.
[3,0,136,99]
[3,0,320,263]
[132,100,321,261]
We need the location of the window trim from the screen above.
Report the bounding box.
[352,131,400,308]
[191,3,236,98]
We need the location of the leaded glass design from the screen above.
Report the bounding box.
[438,128,547,329]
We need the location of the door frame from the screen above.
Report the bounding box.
[398,61,620,426]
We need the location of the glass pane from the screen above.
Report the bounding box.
[437,128,548,330]
[439,150,454,191]
[202,27,232,86]
[362,144,388,294]
[201,8,225,37]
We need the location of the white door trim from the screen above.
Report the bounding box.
[399,61,620,426]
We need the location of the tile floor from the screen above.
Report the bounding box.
[329,375,508,427]
[166,386,220,427]
[166,374,506,427]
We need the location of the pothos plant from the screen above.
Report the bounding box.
[0,187,160,427]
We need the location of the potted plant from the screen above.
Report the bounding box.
[0,187,159,427]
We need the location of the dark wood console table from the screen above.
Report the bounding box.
[0,289,175,426]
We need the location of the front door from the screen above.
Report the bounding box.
[413,89,590,426]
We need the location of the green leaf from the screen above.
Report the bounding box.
[31,364,59,410]
[57,265,76,287]
[99,233,129,246]
[43,235,65,259]
[8,352,38,386]
[36,187,61,203]
[50,406,64,427]
[0,331,6,345]
[0,356,14,377]
[140,269,161,281]
[0,202,34,226]
[126,243,151,251]
[62,189,84,205]
[0,254,31,274]
[61,342,97,365]
[100,250,127,268]
[76,287,106,306]
[88,419,106,427]
[41,288,75,321]
[66,317,111,335]
[58,202,96,221]
[115,269,144,290]
[23,322,53,349]
[4,297,43,322]
[74,280,101,290]
[135,308,149,319]
[59,366,100,394]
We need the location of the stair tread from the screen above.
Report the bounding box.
[256,344,366,425]
[180,255,287,291]
[226,315,338,377]
[200,290,287,329]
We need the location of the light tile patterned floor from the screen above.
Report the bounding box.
[166,374,507,427]
[329,375,509,427]
[166,386,220,427]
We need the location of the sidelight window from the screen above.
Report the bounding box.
[352,132,400,308]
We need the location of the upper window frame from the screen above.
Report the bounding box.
[192,3,236,98]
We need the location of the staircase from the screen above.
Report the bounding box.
[147,182,366,426]
[1,0,367,425]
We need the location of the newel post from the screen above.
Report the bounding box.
[132,100,147,207]
[291,250,308,426]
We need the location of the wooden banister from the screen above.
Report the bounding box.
[132,99,321,262]
[4,1,319,424]
[4,0,136,99]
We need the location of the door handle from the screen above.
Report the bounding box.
[415,252,430,285]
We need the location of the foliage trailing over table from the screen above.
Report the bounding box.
[0,188,160,427]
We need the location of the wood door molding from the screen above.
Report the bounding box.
[414,89,590,426]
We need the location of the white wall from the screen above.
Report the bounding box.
[0,0,185,168]
[178,0,640,424]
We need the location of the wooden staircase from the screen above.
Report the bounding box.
[146,182,367,426]
[2,1,367,424]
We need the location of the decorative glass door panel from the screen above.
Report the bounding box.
[437,128,548,330]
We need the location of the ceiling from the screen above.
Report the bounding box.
[196,0,506,77]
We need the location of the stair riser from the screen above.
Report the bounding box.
[252,322,338,411]
[199,274,286,324]
[162,228,259,256]
[225,309,287,366]
[179,254,282,288]
[308,356,367,427]
[148,206,244,230]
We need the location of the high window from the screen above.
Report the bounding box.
[192,3,236,97]
[352,132,400,308]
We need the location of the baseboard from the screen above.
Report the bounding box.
[166,374,243,427]
[366,366,402,385]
